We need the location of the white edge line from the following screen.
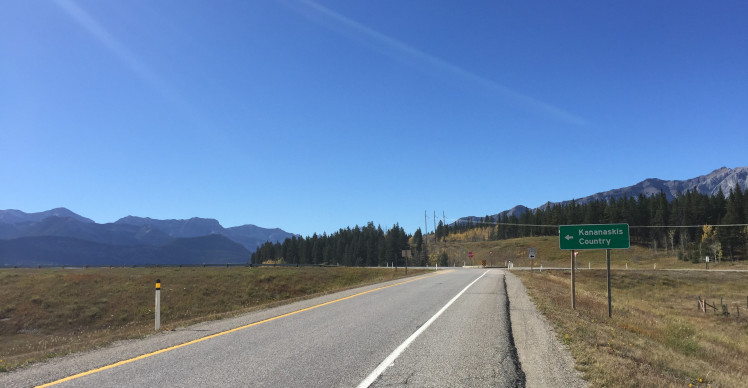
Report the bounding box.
[356,270,490,388]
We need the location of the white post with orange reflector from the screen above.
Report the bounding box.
[155,279,161,331]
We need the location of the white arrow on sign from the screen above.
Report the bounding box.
[565,235,574,241]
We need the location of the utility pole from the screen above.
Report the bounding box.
[425,210,428,235]
[433,211,437,233]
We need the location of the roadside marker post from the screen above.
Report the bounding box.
[402,250,411,275]
[529,247,536,272]
[560,224,630,316]
[155,279,161,331]
[570,250,576,309]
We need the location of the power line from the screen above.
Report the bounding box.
[629,224,748,229]
[446,219,748,229]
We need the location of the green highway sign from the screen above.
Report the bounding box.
[559,224,630,250]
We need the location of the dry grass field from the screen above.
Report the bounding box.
[431,235,748,271]
[514,269,748,387]
[0,266,426,372]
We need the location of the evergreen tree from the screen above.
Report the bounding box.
[412,228,425,266]
[719,186,746,260]
[438,251,449,267]
[435,220,445,242]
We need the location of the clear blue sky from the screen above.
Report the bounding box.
[2,0,747,237]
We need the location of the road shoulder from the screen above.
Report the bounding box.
[503,270,588,388]
[0,273,440,387]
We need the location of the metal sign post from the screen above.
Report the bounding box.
[401,250,411,275]
[560,224,630,316]
[571,250,576,309]
[529,247,536,272]
[606,249,612,317]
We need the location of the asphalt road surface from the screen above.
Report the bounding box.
[3,268,584,387]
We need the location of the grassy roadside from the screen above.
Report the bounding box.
[0,266,427,372]
[430,235,748,271]
[513,269,748,387]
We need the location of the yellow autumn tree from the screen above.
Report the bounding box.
[701,225,722,263]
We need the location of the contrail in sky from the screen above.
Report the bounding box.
[52,0,169,96]
[52,0,210,132]
[293,0,589,127]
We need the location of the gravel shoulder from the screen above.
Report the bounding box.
[3,270,587,387]
[503,269,588,388]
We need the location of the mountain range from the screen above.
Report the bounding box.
[0,211,295,267]
[4,166,747,266]
[457,166,748,224]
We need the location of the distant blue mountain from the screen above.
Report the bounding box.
[113,216,296,252]
[0,208,94,224]
[0,208,296,267]
[0,215,172,246]
[114,216,223,238]
[0,234,250,267]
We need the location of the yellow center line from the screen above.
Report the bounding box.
[37,270,450,387]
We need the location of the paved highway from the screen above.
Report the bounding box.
[3,269,573,387]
